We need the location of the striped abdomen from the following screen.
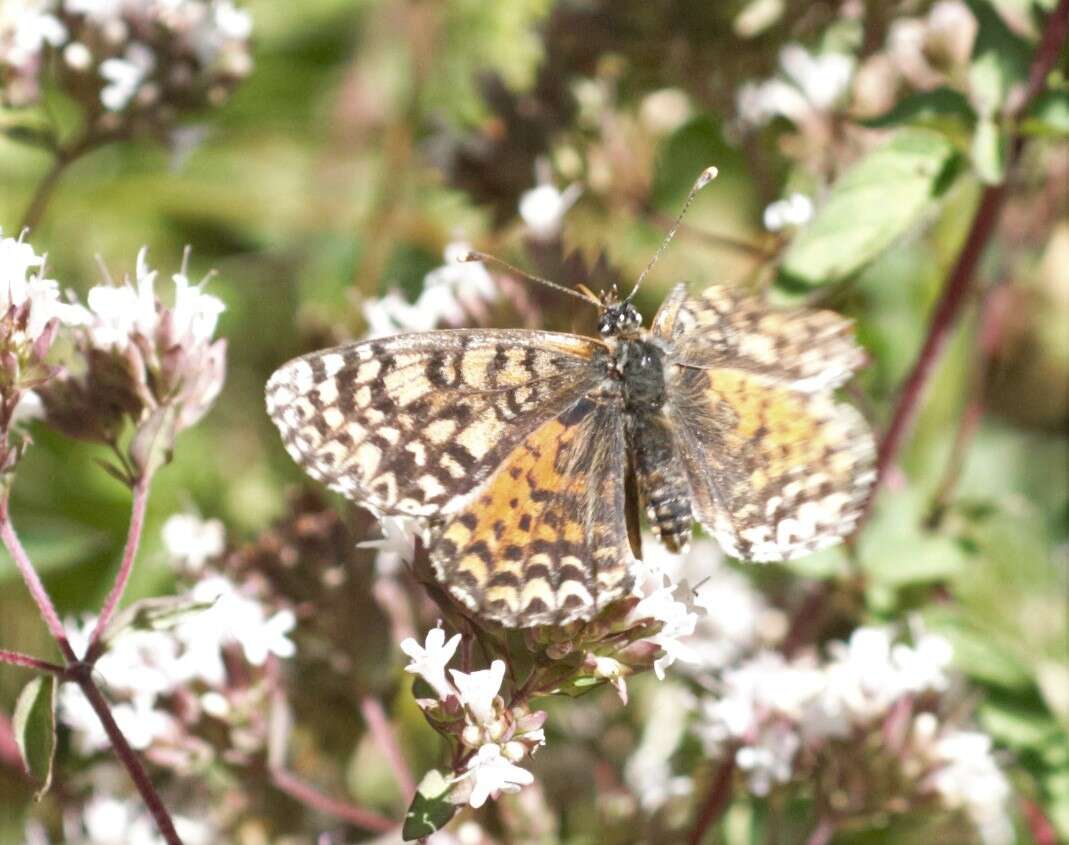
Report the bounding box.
[627,412,692,553]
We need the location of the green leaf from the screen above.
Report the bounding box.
[13,676,57,800]
[402,769,457,841]
[971,115,1007,184]
[104,594,216,643]
[966,0,1032,117]
[779,129,960,287]
[1022,90,1069,136]
[858,491,968,587]
[860,87,976,129]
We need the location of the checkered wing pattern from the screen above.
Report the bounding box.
[265,330,603,519]
[652,283,866,392]
[431,397,635,626]
[659,284,875,561]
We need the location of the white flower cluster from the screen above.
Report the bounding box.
[59,516,295,754]
[694,626,1012,843]
[0,234,86,419]
[640,537,787,678]
[81,247,225,424]
[401,627,546,808]
[46,790,213,845]
[697,627,954,793]
[736,44,854,129]
[914,715,1014,845]
[0,0,252,114]
[362,242,498,338]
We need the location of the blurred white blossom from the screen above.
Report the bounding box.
[763,192,814,232]
[162,512,225,572]
[71,792,212,845]
[920,719,1014,845]
[362,242,497,338]
[0,233,85,351]
[737,44,854,128]
[0,1,66,106]
[518,182,582,241]
[400,625,462,700]
[624,682,694,810]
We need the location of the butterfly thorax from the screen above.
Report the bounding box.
[599,302,693,554]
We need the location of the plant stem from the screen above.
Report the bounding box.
[805,816,836,845]
[866,0,1069,505]
[1,492,185,844]
[73,667,184,845]
[0,649,65,676]
[0,498,77,662]
[360,695,416,798]
[0,711,23,773]
[87,473,151,660]
[271,767,397,833]
[687,755,736,845]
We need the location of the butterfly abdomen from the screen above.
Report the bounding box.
[627,412,692,554]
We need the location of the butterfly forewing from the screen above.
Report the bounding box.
[431,398,635,626]
[265,330,604,519]
[653,283,865,393]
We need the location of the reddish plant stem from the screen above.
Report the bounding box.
[0,711,23,772]
[0,649,65,676]
[1,490,184,843]
[687,755,737,845]
[271,767,397,833]
[805,816,836,845]
[867,0,1069,506]
[360,695,416,798]
[0,498,76,663]
[1021,796,1059,845]
[74,668,183,845]
[87,473,151,660]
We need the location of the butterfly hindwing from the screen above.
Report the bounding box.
[265,330,604,518]
[431,397,636,627]
[660,286,876,560]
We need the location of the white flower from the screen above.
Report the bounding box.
[763,193,814,232]
[0,1,66,105]
[737,44,854,128]
[464,743,534,808]
[631,578,702,679]
[625,683,694,810]
[0,234,85,343]
[926,729,1014,845]
[362,242,497,338]
[78,792,212,845]
[99,42,155,111]
[358,515,422,575]
[161,513,225,572]
[518,182,582,241]
[171,575,295,685]
[451,659,506,725]
[170,266,225,344]
[400,626,462,700]
[735,722,800,796]
[642,537,784,675]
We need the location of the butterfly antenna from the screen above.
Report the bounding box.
[626,165,719,303]
[460,250,601,307]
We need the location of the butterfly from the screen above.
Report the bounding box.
[265,277,875,629]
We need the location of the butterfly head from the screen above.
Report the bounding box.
[597,290,643,339]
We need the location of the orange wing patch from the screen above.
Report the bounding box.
[670,365,875,562]
[430,398,635,627]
